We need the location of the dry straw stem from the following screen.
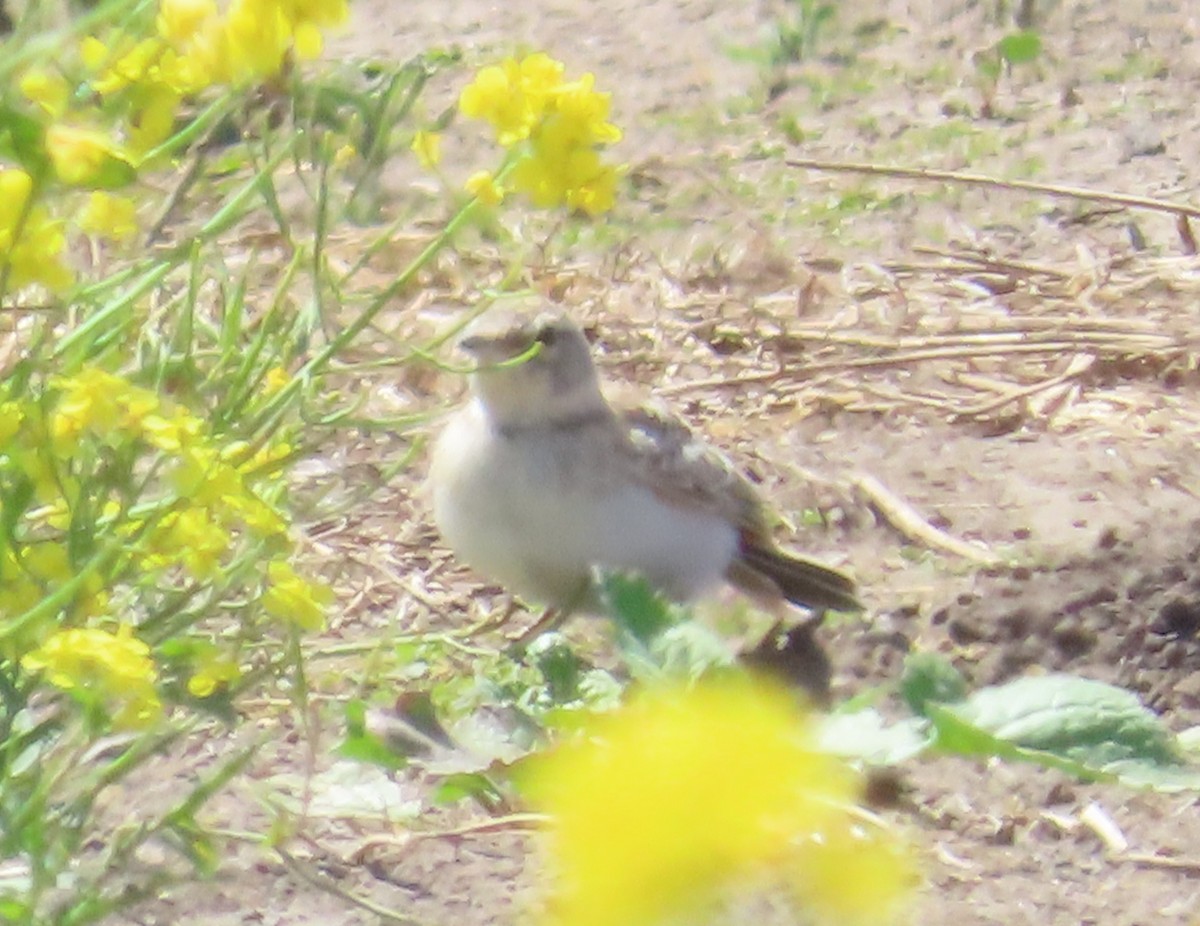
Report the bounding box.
[853,472,999,565]
[275,846,427,925]
[347,813,547,864]
[786,157,1200,252]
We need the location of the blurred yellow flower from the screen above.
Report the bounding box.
[147,506,232,578]
[50,368,159,450]
[187,652,241,697]
[261,366,290,395]
[0,400,21,444]
[128,84,185,155]
[22,625,162,728]
[19,68,70,117]
[411,130,441,170]
[460,54,622,216]
[552,73,622,146]
[78,191,139,242]
[157,0,219,45]
[459,53,564,146]
[465,169,504,206]
[262,561,332,632]
[87,37,165,96]
[141,408,204,452]
[0,168,73,291]
[522,677,915,926]
[45,123,131,186]
[279,0,349,26]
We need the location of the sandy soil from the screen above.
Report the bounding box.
[116,1,1200,924]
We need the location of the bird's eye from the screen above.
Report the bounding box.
[535,326,559,347]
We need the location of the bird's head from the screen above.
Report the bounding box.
[458,309,606,430]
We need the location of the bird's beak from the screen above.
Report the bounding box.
[459,329,539,366]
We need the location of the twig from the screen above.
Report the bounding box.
[912,245,1073,280]
[1121,851,1200,875]
[955,354,1095,418]
[852,473,1000,565]
[275,847,426,925]
[348,813,547,864]
[786,157,1200,220]
[660,333,1179,396]
[1079,801,1129,854]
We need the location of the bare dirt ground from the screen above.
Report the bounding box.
[120,1,1200,924]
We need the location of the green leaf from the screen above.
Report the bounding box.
[0,104,46,171]
[818,709,932,765]
[530,634,587,703]
[433,771,502,805]
[926,703,1111,781]
[80,151,138,190]
[337,700,408,771]
[946,674,1180,765]
[927,674,1200,789]
[648,622,735,680]
[597,570,678,643]
[997,30,1043,65]
[900,651,968,715]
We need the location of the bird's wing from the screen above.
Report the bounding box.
[614,401,767,532]
[615,401,860,613]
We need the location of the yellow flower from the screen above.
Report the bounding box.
[262,365,290,395]
[45,124,132,187]
[78,191,139,242]
[292,20,323,59]
[278,0,349,27]
[0,168,73,291]
[50,368,160,450]
[460,54,623,215]
[522,677,914,926]
[187,652,241,697]
[550,73,622,146]
[22,625,162,728]
[157,0,219,46]
[141,408,203,452]
[128,84,185,155]
[147,506,231,578]
[208,0,292,84]
[465,170,505,206]
[19,68,70,118]
[511,142,620,217]
[87,37,165,96]
[410,130,441,170]
[0,400,22,444]
[459,53,565,146]
[80,35,111,71]
[262,560,332,632]
[171,445,288,538]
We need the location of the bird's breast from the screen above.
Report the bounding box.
[430,405,738,605]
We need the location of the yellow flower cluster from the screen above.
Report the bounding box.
[42,368,291,579]
[1,1,348,292]
[82,0,348,157]
[21,625,163,728]
[0,168,72,291]
[2,367,332,720]
[523,677,915,926]
[458,53,622,216]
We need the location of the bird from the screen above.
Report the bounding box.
[428,307,861,626]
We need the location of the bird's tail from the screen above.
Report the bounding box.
[732,540,861,613]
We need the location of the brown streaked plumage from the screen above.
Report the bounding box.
[430,307,860,616]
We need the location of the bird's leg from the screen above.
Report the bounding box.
[504,578,591,653]
[453,596,520,639]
